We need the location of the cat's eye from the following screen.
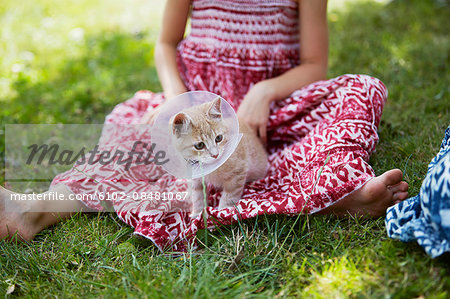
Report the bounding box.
[215,134,223,143]
[194,142,205,150]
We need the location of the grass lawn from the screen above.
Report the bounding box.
[1,0,449,297]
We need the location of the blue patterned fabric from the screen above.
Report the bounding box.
[386,126,450,258]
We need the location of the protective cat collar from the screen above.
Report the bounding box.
[151,91,242,179]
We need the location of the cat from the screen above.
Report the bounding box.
[169,97,268,216]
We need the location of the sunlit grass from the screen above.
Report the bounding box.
[302,255,378,298]
[0,0,164,101]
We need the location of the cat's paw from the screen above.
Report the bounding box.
[217,198,238,210]
[189,207,204,218]
[189,198,205,218]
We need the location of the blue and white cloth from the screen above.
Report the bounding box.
[386,126,450,258]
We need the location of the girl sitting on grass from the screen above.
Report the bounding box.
[1,0,408,251]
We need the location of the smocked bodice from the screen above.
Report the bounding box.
[177,0,300,106]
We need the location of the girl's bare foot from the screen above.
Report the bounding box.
[0,185,38,241]
[320,169,409,218]
[0,185,85,241]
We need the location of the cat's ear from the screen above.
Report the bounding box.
[171,112,192,137]
[207,97,222,120]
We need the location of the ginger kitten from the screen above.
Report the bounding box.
[170,97,267,216]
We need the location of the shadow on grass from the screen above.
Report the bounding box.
[328,0,448,124]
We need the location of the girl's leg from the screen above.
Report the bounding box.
[267,74,409,217]
[309,75,409,216]
[314,75,409,216]
[0,184,90,241]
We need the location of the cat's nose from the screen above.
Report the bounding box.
[211,153,219,159]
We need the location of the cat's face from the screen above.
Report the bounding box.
[170,97,228,165]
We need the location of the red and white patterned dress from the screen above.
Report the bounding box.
[52,0,388,251]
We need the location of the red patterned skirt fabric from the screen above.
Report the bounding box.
[51,74,387,252]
